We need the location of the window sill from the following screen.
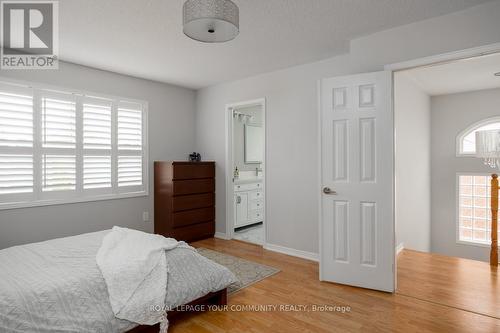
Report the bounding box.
[456,240,499,248]
[0,191,148,211]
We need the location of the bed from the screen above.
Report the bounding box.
[0,230,236,333]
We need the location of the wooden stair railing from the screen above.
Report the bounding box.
[490,174,499,267]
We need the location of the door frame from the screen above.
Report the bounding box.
[224,98,267,244]
[384,42,500,73]
[386,42,500,286]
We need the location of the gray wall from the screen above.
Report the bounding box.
[431,88,500,262]
[0,61,196,249]
[195,1,500,254]
[395,73,431,252]
[233,105,262,172]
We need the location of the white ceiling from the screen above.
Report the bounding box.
[59,0,494,89]
[401,52,500,96]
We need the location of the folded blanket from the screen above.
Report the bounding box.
[96,227,192,332]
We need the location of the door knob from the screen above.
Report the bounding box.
[323,187,337,195]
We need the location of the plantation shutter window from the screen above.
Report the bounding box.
[83,155,112,189]
[42,155,76,192]
[117,101,144,190]
[83,101,112,150]
[82,98,113,191]
[0,90,33,148]
[0,154,33,195]
[118,155,142,187]
[118,102,142,151]
[40,93,77,195]
[0,80,148,210]
[0,84,34,198]
[41,97,76,149]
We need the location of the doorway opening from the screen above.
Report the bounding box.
[392,47,500,318]
[225,99,266,246]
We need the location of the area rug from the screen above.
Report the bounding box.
[197,248,280,294]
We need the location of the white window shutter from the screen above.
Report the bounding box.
[0,154,33,194]
[0,88,34,196]
[41,97,76,148]
[117,101,144,189]
[83,155,111,189]
[39,95,77,194]
[42,155,76,192]
[118,155,142,187]
[118,104,142,150]
[83,102,112,150]
[0,91,33,148]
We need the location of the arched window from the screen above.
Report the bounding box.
[457,117,500,155]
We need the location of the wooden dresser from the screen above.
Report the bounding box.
[154,161,215,242]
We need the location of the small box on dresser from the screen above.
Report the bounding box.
[154,161,215,242]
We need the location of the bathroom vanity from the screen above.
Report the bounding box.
[234,178,264,228]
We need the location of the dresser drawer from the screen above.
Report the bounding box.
[250,200,264,210]
[250,209,264,221]
[172,163,214,180]
[234,182,262,192]
[172,193,214,212]
[173,179,214,195]
[172,207,214,228]
[168,221,215,242]
[249,191,264,201]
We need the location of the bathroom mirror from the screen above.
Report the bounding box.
[244,124,263,163]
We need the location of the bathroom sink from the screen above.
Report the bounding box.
[234,177,262,184]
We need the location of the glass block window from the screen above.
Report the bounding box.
[458,175,500,245]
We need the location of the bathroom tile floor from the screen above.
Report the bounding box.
[234,223,264,245]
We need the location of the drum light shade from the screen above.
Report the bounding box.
[183,0,239,43]
[476,129,500,169]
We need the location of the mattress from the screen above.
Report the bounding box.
[0,230,236,333]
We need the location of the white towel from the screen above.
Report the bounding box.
[96,226,191,332]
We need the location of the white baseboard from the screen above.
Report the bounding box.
[396,243,404,255]
[214,232,229,240]
[264,243,319,262]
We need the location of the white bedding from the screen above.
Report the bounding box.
[96,227,189,331]
[0,230,236,333]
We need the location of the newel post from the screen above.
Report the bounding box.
[491,174,498,267]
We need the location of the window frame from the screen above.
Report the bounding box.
[456,116,500,156]
[0,77,149,210]
[455,172,499,248]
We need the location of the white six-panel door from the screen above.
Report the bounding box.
[319,71,394,292]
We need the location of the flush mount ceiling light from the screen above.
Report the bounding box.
[183,0,239,43]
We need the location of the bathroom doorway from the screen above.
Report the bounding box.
[225,99,266,246]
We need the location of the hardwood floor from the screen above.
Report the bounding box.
[397,249,499,319]
[168,238,500,333]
